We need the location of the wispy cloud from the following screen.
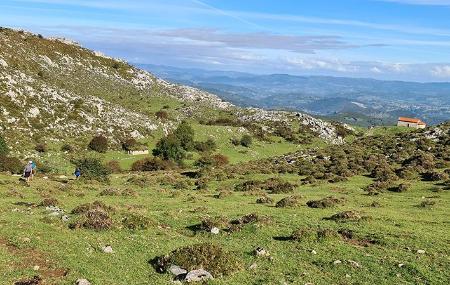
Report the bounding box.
[378,0,450,6]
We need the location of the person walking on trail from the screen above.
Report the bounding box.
[23,161,33,183]
[31,161,37,180]
[74,167,81,179]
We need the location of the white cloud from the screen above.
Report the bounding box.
[431,65,450,77]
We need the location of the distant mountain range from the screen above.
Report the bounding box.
[139,64,450,126]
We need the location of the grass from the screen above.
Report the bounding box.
[0,171,448,285]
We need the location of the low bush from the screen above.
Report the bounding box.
[194,138,217,152]
[240,135,253,147]
[276,195,302,208]
[306,196,344,208]
[73,157,111,182]
[131,157,175,172]
[0,156,23,174]
[35,143,47,153]
[105,160,122,173]
[88,135,108,153]
[61,143,74,152]
[122,214,152,230]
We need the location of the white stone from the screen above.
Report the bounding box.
[169,265,187,276]
[75,279,91,285]
[102,245,114,253]
[210,227,220,234]
[333,260,342,265]
[417,249,425,254]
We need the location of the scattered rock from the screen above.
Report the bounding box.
[75,279,91,285]
[417,249,426,254]
[61,215,70,222]
[398,263,405,268]
[184,269,213,283]
[210,227,220,234]
[169,265,187,276]
[333,260,342,265]
[249,263,257,270]
[102,245,113,254]
[254,247,270,257]
[311,250,317,255]
[33,265,40,271]
[347,260,361,268]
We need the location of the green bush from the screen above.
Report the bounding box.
[61,143,74,152]
[0,135,9,156]
[35,143,47,153]
[0,156,22,174]
[88,135,108,153]
[73,157,110,181]
[174,121,195,151]
[194,138,217,152]
[240,135,253,147]
[153,135,185,162]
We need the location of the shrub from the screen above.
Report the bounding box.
[240,135,253,147]
[194,138,217,152]
[131,157,175,171]
[231,137,240,146]
[326,211,363,222]
[195,154,229,168]
[35,143,47,153]
[0,135,9,156]
[155,110,169,120]
[106,160,122,173]
[263,177,296,194]
[122,214,152,230]
[151,243,243,277]
[422,171,449,181]
[256,195,274,204]
[70,209,113,231]
[212,154,229,167]
[61,143,73,152]
[0,156,22,174]
[153,134,185,162]
[389,183,411,193]
[73,157,111,181]
[121,138,138,151]
[306,196,344,208]
[276,195,302,208]
[88,135,108,153]
[174,121,195,151]
[419,200,436,208]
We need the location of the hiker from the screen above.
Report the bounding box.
[31,161,37,180]
[74,167,81,179]
[23,161,33,182]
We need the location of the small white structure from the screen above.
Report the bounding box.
[127,149,149,156]
[397,117,426,129]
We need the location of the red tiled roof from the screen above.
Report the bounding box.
[398,117,425,124]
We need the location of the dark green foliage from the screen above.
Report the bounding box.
[152,243,243,277]
[235,178,295,193]
[0,156,22,174]
[240,134,253,147]
[73,157,110,181]
[194,138,217,152]
[152,134,185,162]
[88,135,108,153]
[173,121,195,151]
[121,138,138,151]
[0,135,9,156]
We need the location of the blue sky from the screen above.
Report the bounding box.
[1,0,450,81]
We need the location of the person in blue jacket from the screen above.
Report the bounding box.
[74,167,81,179]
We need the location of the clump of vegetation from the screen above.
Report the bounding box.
[39,198,58,207]
[0,134,9,155]
[240,134,253,147]
[151,243,243,277]
[155,110,169,120]
[306,196,344,208]
[200,216,229,231]
[131,157,175,171]
[419,199,436,208]
[276,195,302,208]
[106,160,122,173]
[256,195,274,204]
[0,155,22,174]
[422,171,449,181]
[13,275,42,285]
[71,200,113,214]
[173,121,195,151]
[70,209,113,231]
[99,188,120,196]
[73,157,111,182]
[88,135,108,153]
[234,178,295,194]
[389,183,411,193]
[290,228,315,242]
[363,181,390,195]
[153,134,185,162]
[34,143,47,153]
[215,190,232,199]
[60,143,74,152]
[122,213,152,230]
[194,138,217,152]
[326,211,363,222]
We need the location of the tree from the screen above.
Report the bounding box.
[174,121,195,151]
[88,135,108,153]
[0,135,9,156]
[152,134,185,162]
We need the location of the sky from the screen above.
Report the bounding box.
[1,0,450,82]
